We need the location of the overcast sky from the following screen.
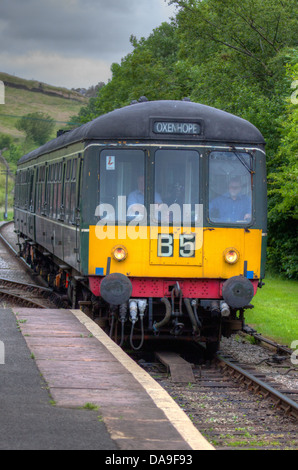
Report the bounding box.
[0,0,177,89]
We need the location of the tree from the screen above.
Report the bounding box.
[77,22,182,122]
[170,0,298,161]
[170,0,298,78]
[0,134,12,150]
[267,57,298,278]
[73,0,298,278]
[16,112,55,146]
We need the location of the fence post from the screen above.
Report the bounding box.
[1,168,9,219]
[0,80,4,104]
[0,341,4,365]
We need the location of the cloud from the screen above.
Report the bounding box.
[0,0,176,88]
[2,0,135,57]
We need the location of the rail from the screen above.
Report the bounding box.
[243,325,292,356]
[216,353,298,420]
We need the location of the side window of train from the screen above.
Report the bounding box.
[208,151,253,225]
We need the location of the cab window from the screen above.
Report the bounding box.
[99,149,145,223]
[209,151,253,224]
[154,149,200,225]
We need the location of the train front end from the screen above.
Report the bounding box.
[81,100,267,353]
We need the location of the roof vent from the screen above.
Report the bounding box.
[57,129,71,137]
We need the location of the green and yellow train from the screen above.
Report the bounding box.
[14,99,267,354]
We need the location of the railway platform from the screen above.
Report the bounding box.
[0,307,214,451]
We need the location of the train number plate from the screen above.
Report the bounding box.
[157,234,196,258]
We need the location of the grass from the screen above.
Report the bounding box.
[0,72,87,140]
[82,403,99,411]
[0,210,13,221]
[245,273,298,347]
[0,86,85,139]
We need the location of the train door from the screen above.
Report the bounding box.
[28,168,35,238]
[42,165,48,216]
[75,154,83,264]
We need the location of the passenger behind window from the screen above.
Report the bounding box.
[209,177,251,223]
[127,175,162,210]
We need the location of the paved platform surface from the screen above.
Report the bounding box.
[0,307,214,450]
[0,308,117,450]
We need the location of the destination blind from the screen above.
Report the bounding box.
[153,121,201,135]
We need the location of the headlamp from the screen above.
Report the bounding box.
[224,248,239,264]
[112,245,128,262]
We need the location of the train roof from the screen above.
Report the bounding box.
[18,100,265,165]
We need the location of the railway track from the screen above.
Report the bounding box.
[1,221,297,449]
[0,277,68,309]
[0,221,67,309]
[242,325,293,356]
[138,347,298,450]
[0,286,48,309]
[0,221,33,274]
[150,348,298,420]
[216,354,298,420]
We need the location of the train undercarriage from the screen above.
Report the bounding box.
[20,238,247,356]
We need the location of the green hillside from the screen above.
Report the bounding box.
[0,72,88,140]
[0,72,88,218]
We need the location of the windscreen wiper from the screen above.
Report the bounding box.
[231,147,255,175]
